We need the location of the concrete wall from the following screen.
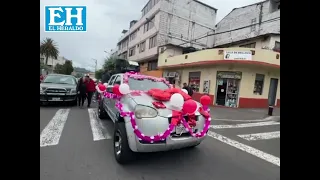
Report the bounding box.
[214,0,280,47]
[223,34,280,50]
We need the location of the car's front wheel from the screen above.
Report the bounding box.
[98,102,109,119]
[114,122,136,164]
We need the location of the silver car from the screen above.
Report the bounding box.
[40,74,78,105]
[98,73,207,164]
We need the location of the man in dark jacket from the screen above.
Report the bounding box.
[76,77,87,108]
[85,75,96,108]
[182,82,193,97]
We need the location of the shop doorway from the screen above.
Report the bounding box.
[215,71,242,107]
[268,78,279,106]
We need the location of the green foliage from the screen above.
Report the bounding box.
[40,38,59,65]
[95,69,104,80]
[103,56,116,71]
[54,60,74,75]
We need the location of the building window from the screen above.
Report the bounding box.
[149,34,157,49]
[129,47,135,57]
[251,18,256,32]
[142,0,160,16]
[144,16,155,33]
[139,41,146,52]
[130,30,137,41]
[147,60,158,71]
[253,74,265,95]
[274,41,280,51]
[240,42,256,48]
[188,72,201,92]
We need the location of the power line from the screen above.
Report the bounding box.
[177,17,280,47]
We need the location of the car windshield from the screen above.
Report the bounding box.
[128,77,169,91]
[43,75,76,85]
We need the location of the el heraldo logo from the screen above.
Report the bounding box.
[44,6,87,32]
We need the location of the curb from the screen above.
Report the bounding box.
[212,116,280,122]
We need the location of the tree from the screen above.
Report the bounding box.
[53,60,74,75]
[40,38,59,65]
[53,63,64,74]
[103,56,116,71]
[62,60,74,75]
[95,69,104,80]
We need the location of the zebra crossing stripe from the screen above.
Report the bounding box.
[88,108,111,141]
[238,131,280,141]
[210,121,280,129]
[207,131,280,167]
[40,109,70,147]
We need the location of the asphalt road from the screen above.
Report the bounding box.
[40,103,280,180]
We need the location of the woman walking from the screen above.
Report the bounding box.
[77,76,87,108]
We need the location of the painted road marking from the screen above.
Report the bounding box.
[40,109,70,147]
[238,131,280,141]
[88,108,111,141]
[207,131,280,167]
[210,121,280,129]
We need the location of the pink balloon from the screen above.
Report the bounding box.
[182,99,198,114]
[112,84,121,96]
[200,95,211,106]
[98,84,106,91]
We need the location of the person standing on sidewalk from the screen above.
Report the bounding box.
[77,76,87,108]
[182,82,193,97]
[85,75,96,108]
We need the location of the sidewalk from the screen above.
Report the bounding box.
[209,107,280,120]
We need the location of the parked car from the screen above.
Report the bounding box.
[40,74,78,105]
[98,73,206,164]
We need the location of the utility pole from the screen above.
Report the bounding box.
[92,58,97,73]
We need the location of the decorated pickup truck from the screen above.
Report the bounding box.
[96,71,211,164]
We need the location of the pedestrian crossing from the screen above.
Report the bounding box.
[207,120,280,167]
[40,108,280,166]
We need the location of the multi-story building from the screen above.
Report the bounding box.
[116,0,217,77]
[213,0,280,51]
[40,55,68,68]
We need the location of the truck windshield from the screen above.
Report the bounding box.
[128,78,169,91]
[43,75,76,85]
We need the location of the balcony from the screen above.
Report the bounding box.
[158,48,280,69]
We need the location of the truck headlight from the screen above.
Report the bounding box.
[70,88,77,94]
[134,105,158,119]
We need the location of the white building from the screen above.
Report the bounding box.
[40,55,68,67]
[116,0,217,72]
[213,0,280,51]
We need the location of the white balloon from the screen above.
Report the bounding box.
[170,93,184,110]
[119,84,130,95]
[103,83,108,87]
[181,89,188,94]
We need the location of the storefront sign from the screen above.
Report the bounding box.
[217,71,242,79]
[224,51,252,60]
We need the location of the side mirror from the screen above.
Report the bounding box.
[107,86,113,93]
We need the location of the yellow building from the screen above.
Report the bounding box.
[158,48,280,108]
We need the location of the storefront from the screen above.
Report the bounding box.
[215,71,241,108]
[158,48,280,108]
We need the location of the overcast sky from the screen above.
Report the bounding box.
[40,0,261,71]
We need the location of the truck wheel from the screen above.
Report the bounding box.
[98,102,109,119]
[114,122,136,164]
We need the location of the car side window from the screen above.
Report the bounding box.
[113,75,121,85]
[108,75,116,85]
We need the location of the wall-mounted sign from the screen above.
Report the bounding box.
[203,80,210,94]
[224,51,252,60]
[217,71,242,79]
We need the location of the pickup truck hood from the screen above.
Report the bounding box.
[128,92,201,118]
[40,83,76,89]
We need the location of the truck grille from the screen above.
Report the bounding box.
[168,115,199,124]
[46,88,67,93]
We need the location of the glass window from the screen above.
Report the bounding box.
[108,75,116,85]
[240,42,256,48]
[147,61,158,71]
[253,74,265,95]
[188,72,201,92]
[128,78,169,91]
[113,75,122,85]
[43,75,76,85]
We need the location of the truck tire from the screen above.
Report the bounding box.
[98,101,109,119]
[113,121,136,164]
